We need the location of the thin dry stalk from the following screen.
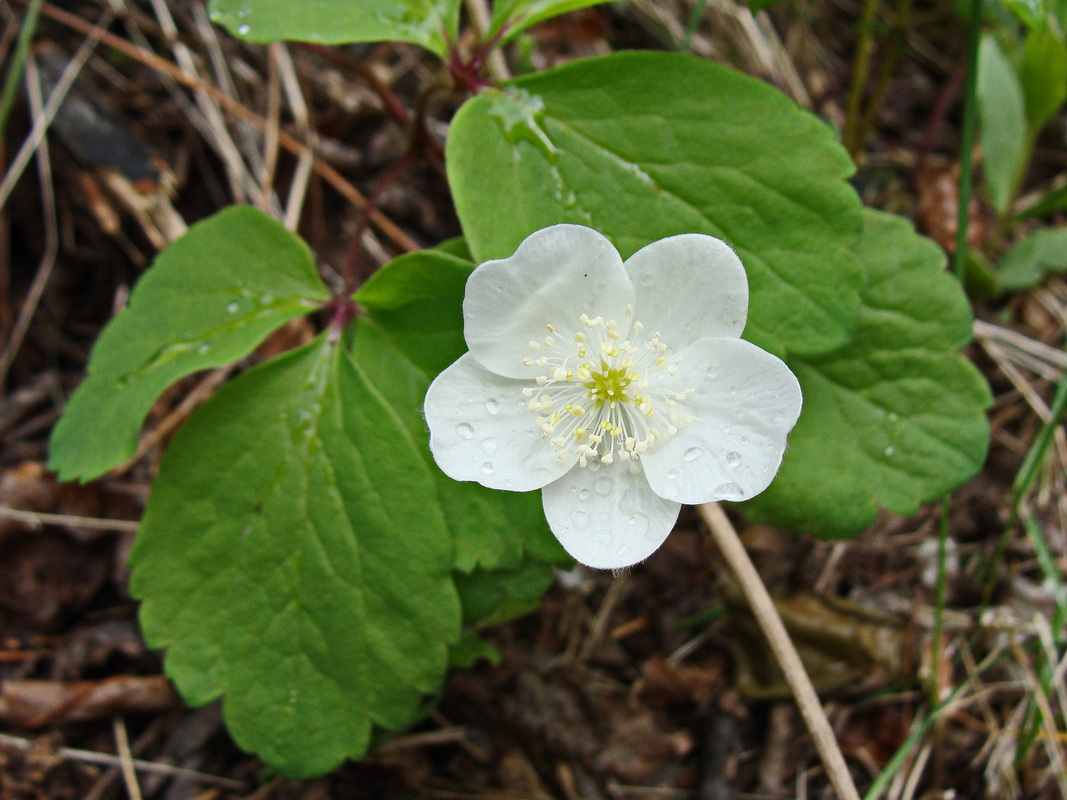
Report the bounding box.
[463,0,510,81]
[0,506,140,532]
[0,48,61,389]
[112,717,143,800]
[698,502,861,800]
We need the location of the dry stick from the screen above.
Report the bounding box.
[0,47,64,389]
[697,503,861,800]
[16,0,419,253]
[112,718,143,800]
[0,732,246,791]
[0,506,140,532]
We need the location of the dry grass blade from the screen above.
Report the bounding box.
[698,503,861,800]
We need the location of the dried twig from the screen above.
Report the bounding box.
[698,502,861,800]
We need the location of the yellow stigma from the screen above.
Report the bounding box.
[584,359,632,406]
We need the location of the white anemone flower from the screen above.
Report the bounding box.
[424,224,802,569]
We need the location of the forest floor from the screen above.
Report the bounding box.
[1,0,1066,798]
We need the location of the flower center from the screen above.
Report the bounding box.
[521,308,694,468]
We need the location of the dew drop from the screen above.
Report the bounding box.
[724,425,732,435]
[456,423,474,439]
[480,437,498,454]
[713,482,744,499]
[594,476,614,495]
[640,269,654,286]
[705,365,719,378]
[237,23,251,34]
[887,412,899,422]
[484,398,500,415]
[884,446,895,456]
[627,513,650,536]
[571,510,591,529]
[729,386,738,396]
[260,293,275,304]
[666,469,678,480]
[226,301,239,313]
[587,459,602,473]
[578,488,590,501]
[615,543,633,558]
[740,434,749,443]
[593,279,606,294]
[480,462,494,475]
[725,451,742,468]
[197,344,210,355]
[683,446,703,462]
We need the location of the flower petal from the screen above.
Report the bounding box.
[464,224,635,379]
[624,234,748,349]
[641,338,802,505]
[541,461,681,569]
[425,353,574,491]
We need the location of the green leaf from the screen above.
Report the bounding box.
[49,206,329,482]
[130,335,460,778]
[488,0,611,40]
[978,34,1029,213]
[447,51,865,359]
[746,210,991,537]
[208,0,459,54]
[747,0,782,10]
[1000,0,1045,29]
[998,226,1067,290]
[1020,28,1067,133]
[354,250,568,571]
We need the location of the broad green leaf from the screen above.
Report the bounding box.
[49,206,329,482]
[208,0,459,54]
[1000,0,1045,29]
[1019,180,1067,218]
[354,250,567,571]
[998,226,1067,290]
[978,34,1029,213]
[130,335,460,778]
[746,211,991,537]
[488,0,612,40]
[1020,28,1067,133]
[447,51,865,359]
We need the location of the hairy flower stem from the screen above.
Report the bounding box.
[698,503,861,800]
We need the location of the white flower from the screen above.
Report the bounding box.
[424,225,802,569]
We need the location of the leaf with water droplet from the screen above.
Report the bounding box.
[354,249,567,572]
[448,51,865,358]
[129,334,460,777]
[745,210,991,537]
[208,0,459,54]
[50,206,330,482]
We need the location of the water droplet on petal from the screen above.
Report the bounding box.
[456,423,474,439]
[740,434,749,443]
[725,451,742,468]
[480,437,498,454]
[571,510,591,529]
[713,482,744,498]
[485,398,500,415]
[627,514,649,536]
[237,23,251,34]
[593,279,606,294]
[640,269,654,286]
[884,446,895,456]
[706,365,719,378]
[666,469,678,480]
[594,477,614,495]
[226,301,239,313]
[481,462,494,475]
[587,459,602,473]
[578,488,590,500]
[729,387,738,396]
[683,447,702,462]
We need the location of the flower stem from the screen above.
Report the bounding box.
[698,503,861,800]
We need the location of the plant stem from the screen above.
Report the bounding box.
[698,503,861,800]
[843,0,880,157]
[953,0,982,282]
[462,0,510,82]
[0,0,43,136]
